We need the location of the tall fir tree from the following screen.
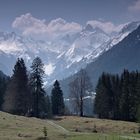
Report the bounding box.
[3,58,29,115]
[136,73,140,121]
[110,74,121,120]
[0,74,9,110]
[120,70,131,121]
[44,95,52,118]
[128,72,138,121]
[94,73,113,119]
[29,57,46,118]
[94,76,106,118]
[51,80,65,115]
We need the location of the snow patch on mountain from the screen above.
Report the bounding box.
[111,32,130,46]
[44,64,55,76]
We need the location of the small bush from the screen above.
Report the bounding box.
[75,128,79,132]
[75,128,81,132]
[138,126,140,134]
[92,124,98,133]
[133,129,136,134]
[43,127,47,139]
[36,137,49,140]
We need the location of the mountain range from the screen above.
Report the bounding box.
[60,23,140,98]
[0,21,139,88]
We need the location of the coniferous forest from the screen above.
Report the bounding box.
[95,70,140,122]
[0,57,140,123]
[0,57,65,118]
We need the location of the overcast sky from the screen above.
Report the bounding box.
[0,0,139,33]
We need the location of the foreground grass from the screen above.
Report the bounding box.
[0,111,68,140]
[66,133,129,140]
[0,112,140,140]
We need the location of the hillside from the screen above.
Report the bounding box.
[60,25,140,96]
[86,25,140,88]
[0,111,140,140]
[0,111,62,140]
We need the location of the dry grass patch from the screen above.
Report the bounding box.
[0,112,68,140]
[52,116,139,134]
[0,112,140,140]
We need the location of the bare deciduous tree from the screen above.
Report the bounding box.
[69,69,92,117]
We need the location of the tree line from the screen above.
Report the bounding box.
[1,57,140,122]
[0,57,65,118]
[94,70,140,122]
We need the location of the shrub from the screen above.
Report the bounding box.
[43,127,47,139]
[92,124,98,133]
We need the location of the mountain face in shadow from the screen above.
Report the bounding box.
[60,25,140,97]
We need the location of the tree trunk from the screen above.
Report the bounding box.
[80,96,83,117]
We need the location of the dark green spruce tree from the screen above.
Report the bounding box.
[29,57,46,118]
[94,76,105,118]
[0,72,9,110]
[128,71,138,121]
[136,72,140,122]
[120,70,131,121]
[44,95,52,118]
[3,58,29,115]
[51,80,65,115]
[110,74,121,120]
[94,73,113,119]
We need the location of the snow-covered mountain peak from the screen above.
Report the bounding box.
[83,24,94,32]
[120,21,140,34]
[0,21,139,86]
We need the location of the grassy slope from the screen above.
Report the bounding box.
[0,111,68,140]
[52,116,139,134]
[0,112,140,140]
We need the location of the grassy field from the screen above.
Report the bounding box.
[52,116,139,134]
[0,111,140,140]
